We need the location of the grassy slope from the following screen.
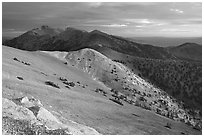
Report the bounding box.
[2,46,201,135]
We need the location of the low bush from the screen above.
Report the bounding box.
[17,76,24,80]
[164,122,172,129]
[45,81,60,89]
[63,81,75,87]
[13,57,20,62]
[59,77,67,82]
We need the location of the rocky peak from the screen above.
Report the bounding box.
[90,30,108,35]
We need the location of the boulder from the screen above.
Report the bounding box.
[37,107,68,130]
[21,96,43,108]
[12,96,43,108]
[65,120,100,135]
[2,98,37,124]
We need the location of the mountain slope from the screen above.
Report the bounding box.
[64,48,201,129]
[2,46,201,134]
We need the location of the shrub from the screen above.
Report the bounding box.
[17,76,24,80]
[65,86,70,89]
[95,88,103,93]
[45,81,60,89]
[109,98,123,106]
[22,61,30,66]
[13,57,20,62]
[139,96,147,102]
[59,77,67,82]
[164,122,172,129]
[63,81,75,87]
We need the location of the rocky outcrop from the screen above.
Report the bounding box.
[3,98,37,124]
[37,107,67,130]
[2,97,100,135]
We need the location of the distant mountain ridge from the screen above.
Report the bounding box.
[5,25,199,61]
[128,37,202,47]
[167,43,202,61]
[4,25,201,62]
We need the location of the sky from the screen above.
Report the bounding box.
[2,2,202,37]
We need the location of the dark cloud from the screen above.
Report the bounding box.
[2,2,202,37]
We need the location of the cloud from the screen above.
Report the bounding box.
[3,28,26,36]
[170,9,184,14]
[124,19,152,24]
[160,28,189,32]
[123,19,167,28]
[135,25,145,28]
[10,30,26,34]
[2,2,202,37]
[100,24,127,27]
[87,2,102,8]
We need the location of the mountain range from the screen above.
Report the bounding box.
[4,25,202,62]
[128,37,202,47]
[2,25,202,134]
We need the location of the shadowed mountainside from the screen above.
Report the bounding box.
[97,47,202,110]
[167,43,202,61]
